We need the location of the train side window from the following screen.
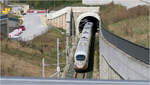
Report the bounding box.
[84,27,90,29]
[83,31,88,34]
[87,23,91,25]
[81,37,88,41]
[79,42,87,46]
[76,55,85,61]
[82,36,88,39]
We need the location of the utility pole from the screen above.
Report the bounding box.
[66,8,71,65]
[66,36,69,65]
[42,57,45,78]
[72,17,75,49]
[41,40,45,78]
[57,38,60,78]
[70,11,75,64]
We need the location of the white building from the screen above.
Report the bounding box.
[82,0,149,9]
[0,0,8,5]
[82,0,112,5]
[8,4,29,14]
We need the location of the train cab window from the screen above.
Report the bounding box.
[76,55,85,61]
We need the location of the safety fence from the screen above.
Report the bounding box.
[0,14,8,37]
[0,14,8,19]
[101,26,149,64]
[8,18,19,21]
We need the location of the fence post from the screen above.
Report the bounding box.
[65,7,71,66]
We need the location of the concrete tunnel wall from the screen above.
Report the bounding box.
[76,12,101,36]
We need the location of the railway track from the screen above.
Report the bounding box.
[74,72,88,79]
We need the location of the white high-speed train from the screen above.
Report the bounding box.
[74,22,93,71]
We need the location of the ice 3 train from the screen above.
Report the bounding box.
[74,22,93,71]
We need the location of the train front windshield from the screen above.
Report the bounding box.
[76,55,85,61]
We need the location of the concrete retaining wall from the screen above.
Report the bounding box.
[99,30,150,80]
[47,7,68,29]
[48,13,67,29]
[99,54,122,80]
[47,7,100,31]
[101,26,149,64]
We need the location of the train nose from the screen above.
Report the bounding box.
[75,61,85,68]
[74,64,84,70]
[78,61,84,66]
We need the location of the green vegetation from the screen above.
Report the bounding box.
[9,0,82,10]
[100,3,149,48]
[1,27,66,77]
[8,13,21,19]
[92,34,100,79]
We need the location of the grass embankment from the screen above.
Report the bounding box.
[92,34,100,79]
[1,27,66,77]
[8,13,21,19]
[100,3,149,48]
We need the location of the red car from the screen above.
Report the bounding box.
[37,10,46,13]
[19,26,25,31]
[27,10,34,13]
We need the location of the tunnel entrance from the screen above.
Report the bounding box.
[79,16,99,33]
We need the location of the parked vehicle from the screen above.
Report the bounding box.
[37,10,46,13]
[27,10,34,13]
[9,25,25,38]
[19,26,25,31]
